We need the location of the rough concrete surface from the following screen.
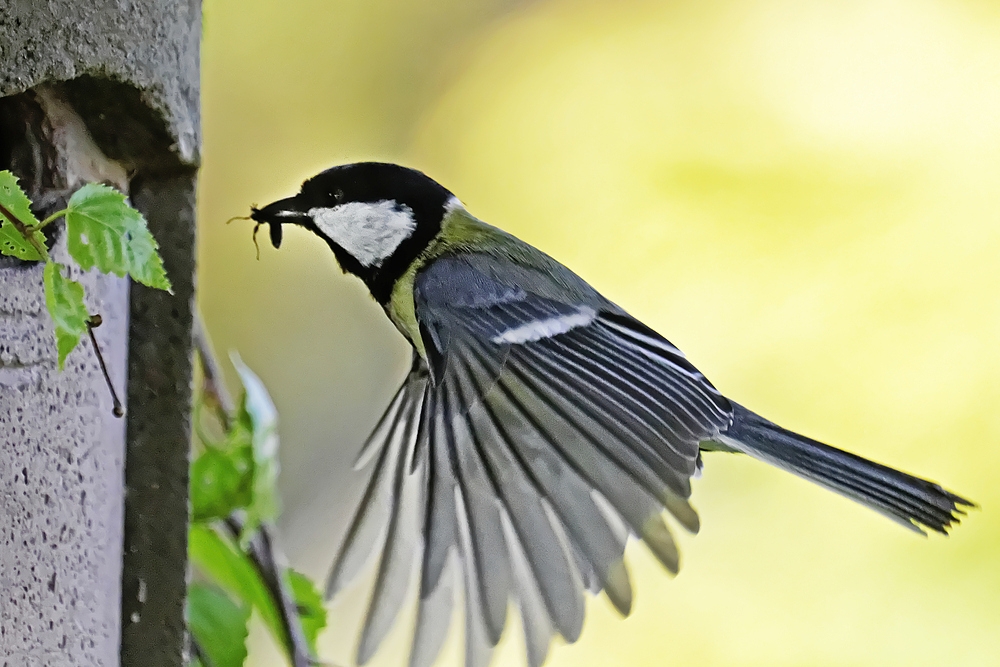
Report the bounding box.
[0,0,201,164]
[0,241,130,667]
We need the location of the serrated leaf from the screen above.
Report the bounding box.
[288,569,327,653]
[230,353,280,539]
[191,444,254,523]
[189,524,286,655]
[0,170,45,261]
[65,183,172,291]
[0,171,40,226]
[122,204,171,290]
[43,262,89,368]
[187,583,250,667]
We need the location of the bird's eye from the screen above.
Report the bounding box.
[334,188,344,203]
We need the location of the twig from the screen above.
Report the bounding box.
[87,314,125,417]
[192,311,317,667]
[222,517,317,667]
[193,313,235,426]
[189,635,210,667]
[0,200,50,261]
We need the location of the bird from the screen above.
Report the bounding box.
[250,161,972,667]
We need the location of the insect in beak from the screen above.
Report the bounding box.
[249,195,312,256]
[248,217,283,258]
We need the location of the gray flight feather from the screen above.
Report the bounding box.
[408,553,456,667]
[324,248,734,667]
[502,509,553,667]
[326,368,426,601]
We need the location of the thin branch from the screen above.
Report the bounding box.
[189,635,210,667]
[0,200,50,261]
[193,313,235,426]
[193,311,317,667]
[222,517,317,667]
[87,314,125,417]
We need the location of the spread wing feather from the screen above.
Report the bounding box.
[326,364,426,601]
[325,252,733,667]
[452,342,586,641]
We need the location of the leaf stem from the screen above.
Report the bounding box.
[0,200,50,261]
[36,208,67,230]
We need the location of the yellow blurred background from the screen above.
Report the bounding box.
[198,0,1000,665]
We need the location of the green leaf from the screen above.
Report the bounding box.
[187,583,250,667]
[224,401,254,451]
[0,170,45,261]
[288,569,328,654]
[189,524,286,656]
[230,353,281,539]
[43,262,89,369]
[190,444,254,523]
[65,183,172,291]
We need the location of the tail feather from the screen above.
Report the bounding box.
[721,404,974,534]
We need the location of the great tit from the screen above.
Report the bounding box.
[251,162,972,667]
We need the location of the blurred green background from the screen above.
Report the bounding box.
[198,0,1000,665]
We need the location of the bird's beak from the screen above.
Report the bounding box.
[249,195,309,249]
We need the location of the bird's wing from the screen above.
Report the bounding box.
[327,252,732,667]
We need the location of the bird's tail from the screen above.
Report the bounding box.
[721,403,974,534]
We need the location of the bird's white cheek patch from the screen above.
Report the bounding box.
[309,200,416,267]
[492,306,597,344]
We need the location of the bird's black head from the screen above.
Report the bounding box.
[250,162,455,303]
